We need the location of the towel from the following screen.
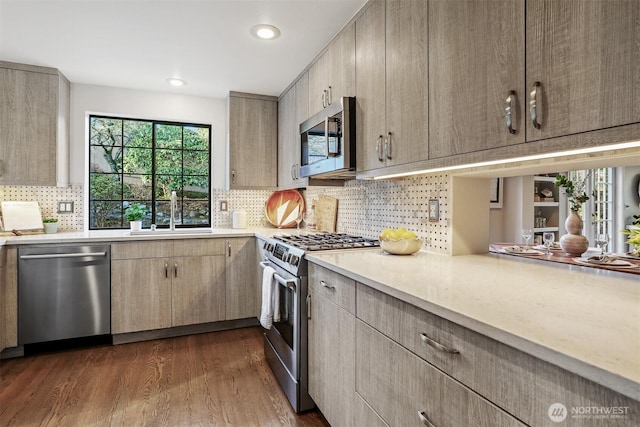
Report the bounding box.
[260,266,276,329]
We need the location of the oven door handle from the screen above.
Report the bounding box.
[273,273,297,292]
[259,261,271,268]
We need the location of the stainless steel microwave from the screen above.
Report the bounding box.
[299,97,356,179]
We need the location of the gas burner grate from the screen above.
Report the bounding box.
[273,233,379,251]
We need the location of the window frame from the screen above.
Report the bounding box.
[88,114,212,230]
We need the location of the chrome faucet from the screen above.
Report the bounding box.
[170,191,178,230]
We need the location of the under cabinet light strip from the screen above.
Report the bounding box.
[373,140,640,180]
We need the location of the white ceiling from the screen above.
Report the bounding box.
[0,0,367,99]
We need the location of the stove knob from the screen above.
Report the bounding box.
[290,255,299,266]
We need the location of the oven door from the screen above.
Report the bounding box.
[261,262,302,379]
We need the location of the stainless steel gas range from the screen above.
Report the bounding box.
[259,233,379,413]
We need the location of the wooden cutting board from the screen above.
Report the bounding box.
[315,195,338,233]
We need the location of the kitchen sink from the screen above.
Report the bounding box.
[128,228,214,236]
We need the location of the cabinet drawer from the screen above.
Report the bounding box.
[308,263,355,314]
[356,320,525,427]
[174,238,226,257]
[111,241,174,260]
[357,284,640,426]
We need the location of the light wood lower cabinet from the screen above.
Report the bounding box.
[225,237,257,320]
[111,239,226,334]
[357,283,640,427]
[308,263,356,426]
[356,320,525,427]
[0,247,18,351]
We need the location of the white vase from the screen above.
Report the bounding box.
[43,223,58,234]
[559,211,589,256]
[129,220,142,232]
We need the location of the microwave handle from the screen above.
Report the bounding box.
[325,117,339,156]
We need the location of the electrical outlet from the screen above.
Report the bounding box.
[57,201,74,213]
[428,199,439,222]
[219,200,228,211]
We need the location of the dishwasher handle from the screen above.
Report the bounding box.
[20,252,108,260]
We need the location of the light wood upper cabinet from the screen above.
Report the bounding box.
[308,23,356,117]
[356,0,429,176]
[525,0,640,141]
[227,92,278,189]
[225,237,258,320]
[0,61,70,186]
[277,74,310,189]
[428,0,525,159]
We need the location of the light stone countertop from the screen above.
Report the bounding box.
[0,227,283,246]
[305,249,640,401]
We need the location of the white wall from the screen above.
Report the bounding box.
[69,84,227,187]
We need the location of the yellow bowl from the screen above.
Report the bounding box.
[380,238,423,255]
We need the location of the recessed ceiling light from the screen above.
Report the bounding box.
[251,24,281,40]
[166,77,187,87]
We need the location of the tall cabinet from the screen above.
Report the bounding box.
[355,0,429,177]
[0,61,70,186]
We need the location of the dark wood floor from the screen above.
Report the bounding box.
[0,327,329,427]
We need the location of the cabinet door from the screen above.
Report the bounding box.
[308,24,355,117]
[356,320,525,427]
[308,290,355,427]
[355,0,387,173]
[225,237,258,320]
[429,0,525,158]
[1,248,17,350]
[172,255,225,327]
[278,85,297,188]
[228,94,278,188]
[111,258,171,334]
[293,73,309,186]
[0,67,57,185]
[385,0,428,167]
[526,0,640,141]
[327,22,356,105]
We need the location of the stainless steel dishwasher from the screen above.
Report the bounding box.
[18,244,111,345]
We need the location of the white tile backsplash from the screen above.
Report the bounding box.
[1,172,450,253]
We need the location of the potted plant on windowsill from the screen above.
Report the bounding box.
[43,217,59,234]
[125,204,146,232]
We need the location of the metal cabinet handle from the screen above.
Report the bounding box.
[228,243,232,257]
[321,90,327,108]
[306,294,311,320]
[231,169,237,184]
[291,164,296,180]
[174,262,178,278]
[384,131,392,160]
[164,261,169,279]
[327,86,332,106]
[529,81,542,129]
[0,159,3,177]
[320,280,335,290]
[505,90,517,134]
[419,332,460,354]
[418,411,436,427]
[20,252,106,260]
[376,135,384,161]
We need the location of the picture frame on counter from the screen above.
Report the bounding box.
[490,178,503,209]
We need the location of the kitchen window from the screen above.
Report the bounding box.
[88,115,211,229]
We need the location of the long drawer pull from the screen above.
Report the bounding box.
[419,332,460,354]
[505,90,517,134]
[418,411,436,427]
[320,280,335,290]
[20,252,107,260]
